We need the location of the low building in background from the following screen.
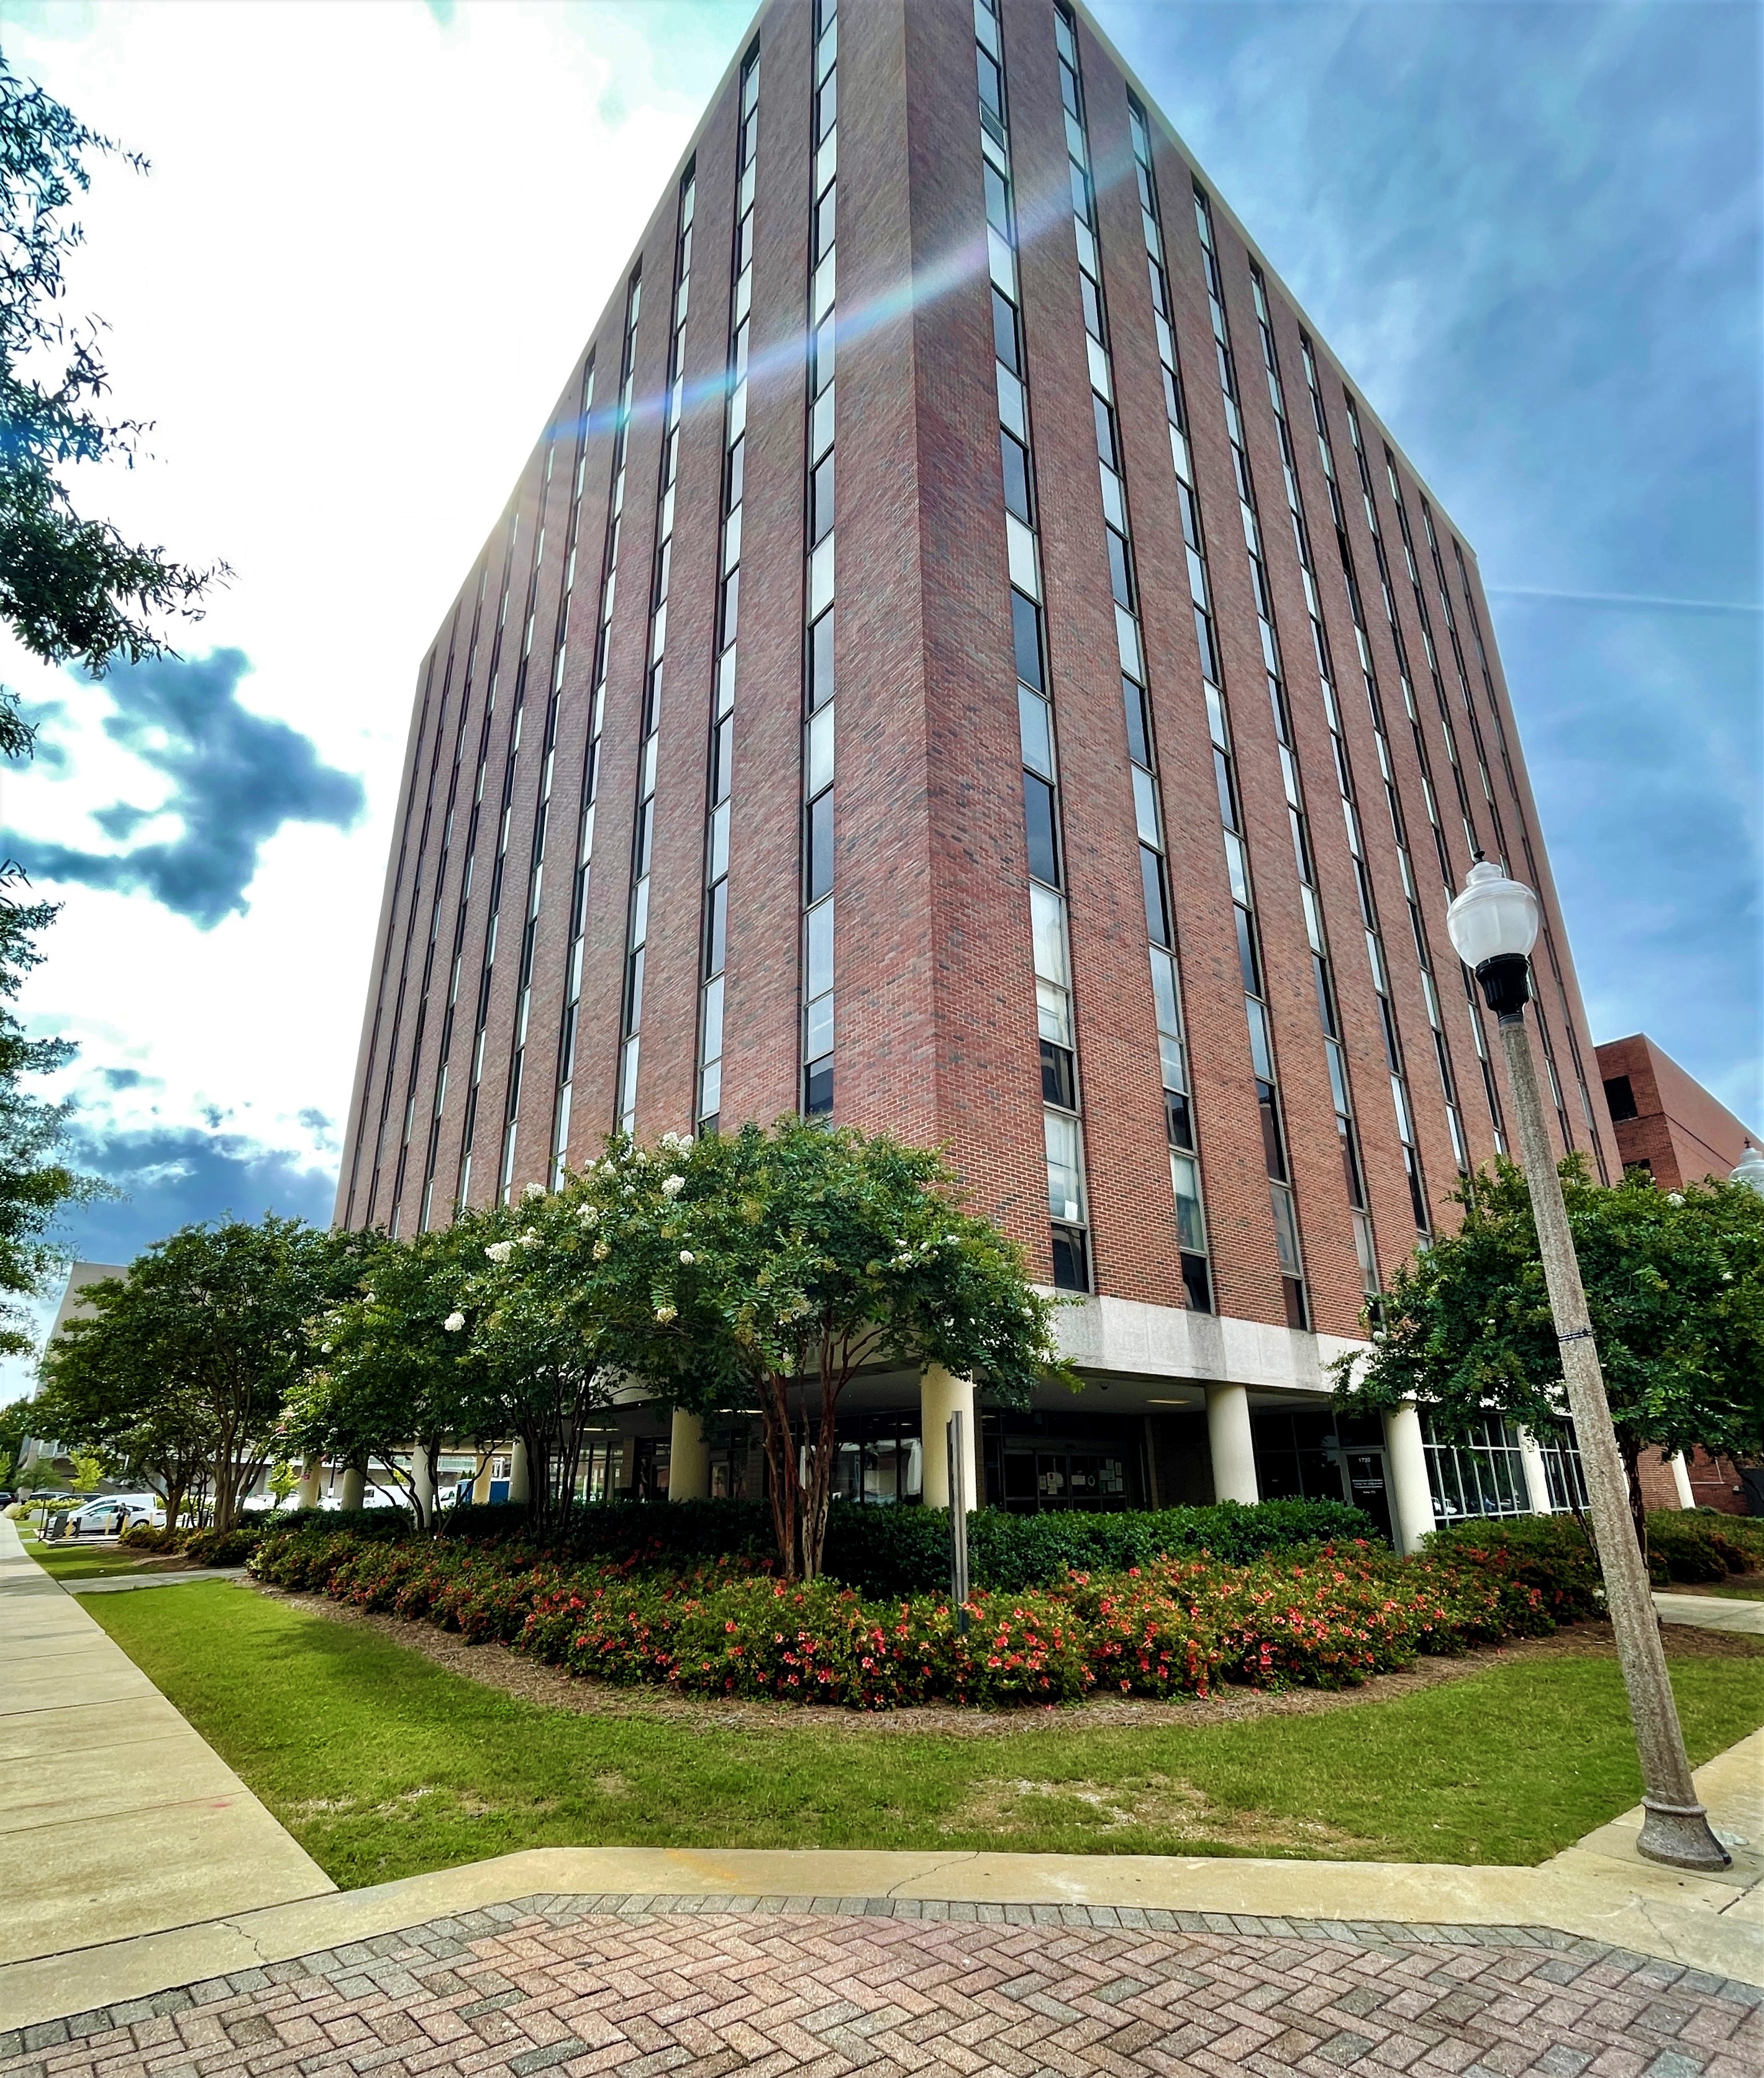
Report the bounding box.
[1597,1033,1758,1192]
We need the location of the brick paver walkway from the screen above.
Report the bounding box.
[4,1894,1758,2077]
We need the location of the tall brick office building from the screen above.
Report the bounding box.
[337,0,1621,1544]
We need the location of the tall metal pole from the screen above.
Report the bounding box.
[1498,1008,1730,1871]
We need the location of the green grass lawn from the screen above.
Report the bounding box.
[16,1533,189,1582]
[89,1581,1764,1890]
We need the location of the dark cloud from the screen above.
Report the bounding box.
[6,648,365,929]
[296,1106,332,1132]
[60,1123,339,1265]
[98,1067,153,1091]
[1096,0,1762,1123]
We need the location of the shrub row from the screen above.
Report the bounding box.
[430,1494,1380,1597]
[1643,1509,1764,1585]
[249,1518,1592,1711]
[119,1520,271,1566]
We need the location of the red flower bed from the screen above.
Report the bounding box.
[249,1524,1587,1711]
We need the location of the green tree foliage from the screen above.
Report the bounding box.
[1336,1160,1764,1546]
[0,896,104,1352]
[40,1218,373,1529]
[0,1390,29,1484]
[538,1121,1069,1580]
[0,50,222,758]
[284,1222,502,1530]
[37,1274,211,1526]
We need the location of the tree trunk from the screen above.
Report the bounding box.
[799,1359,842,1583]
[1619,1431,1651,1576]
[759,1372,801,1579]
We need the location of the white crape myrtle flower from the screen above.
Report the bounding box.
[662,1174,686,1198]
[523,1181,547,1200]
[484,1240,514,1264]
[578,1203,599,1226]
[593,1240,610,1260]
[443,1312,466,1334]
[1668,1192,1685,1206]
[679,1250,696,1265]
[655,1303,678,1324]
[659,1130,693,1154]
[519,1229,541,1249]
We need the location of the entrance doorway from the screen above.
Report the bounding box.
[1250,1408,1393,1543]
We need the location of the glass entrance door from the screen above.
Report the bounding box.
[1339,1449,1393,1544]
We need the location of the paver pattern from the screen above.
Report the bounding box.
[3,1894,1758,2077]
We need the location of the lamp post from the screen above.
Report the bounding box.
[1446,859,1730,1872]
[1730,1146,1764,1198]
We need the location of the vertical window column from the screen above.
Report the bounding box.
[1059,20,1211,1310]
[1247,267,1427,1252]
[1448,537,1605,1172]
[619,178,696,1136]
[456,515,529,1206]
[1190,185,1328,1328]
[979,0,1089,1289]
[495,355,596,1196]
[1309,371,1473,1175]
[801,0,838,1118]
[695,48,759,1135]
[551,276,641,1178]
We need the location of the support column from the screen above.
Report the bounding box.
[296,1457,322,1511]
[471,1452,494,1506]
[1381,1403,1437,1555]
[920,1365,977,1511]
[509,1440,530,1505]
[1517,1429,1555,1516]
[667,1410,711,1501]
[412,1446,434,1526]
[1204,1383,1258,1504]
[1669,1452,1696,1511]
[339,1462,366,1512]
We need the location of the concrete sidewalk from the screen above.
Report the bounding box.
[0,1519,333,1973]
[1656,1589,1764,1636]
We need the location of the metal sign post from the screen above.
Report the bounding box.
[947,1410,970,1633]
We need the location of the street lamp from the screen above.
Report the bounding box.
[1730,1146,1764,1198]
[1446,859,1730,1872]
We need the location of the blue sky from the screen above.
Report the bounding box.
[0,0,1755,1370]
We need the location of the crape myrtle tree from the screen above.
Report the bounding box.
[42,1216,375,1529]
[283,1220,502,1530]
[560,1119,1070,1581]
[453,1194,631,1540]
[1335,1160,1764,1557]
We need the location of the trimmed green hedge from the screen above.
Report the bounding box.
[399,1494,1379,1597]
[1427,1508,1764,1594]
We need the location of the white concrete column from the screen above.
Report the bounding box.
[1381,1403,1437,1555]
[339,1463,366,1511]
[412,1447,434,1524]
[296,1457,322,1511]
[1669,1452,1696,1511]
[1517,1429,1555,1516]
[666,1410,711,1500]
[509,1439,530,1505]
[471,1452,495,1506]
[1204,1383,1258,1505]
[920,1365,978,1511]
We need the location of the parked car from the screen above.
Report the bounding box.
[66,1494,165,1537]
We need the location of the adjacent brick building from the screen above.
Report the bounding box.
[1596,1035,1761,1515]
[336,0,1622,1544]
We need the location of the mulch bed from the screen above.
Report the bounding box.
[250,1582,1760,1739]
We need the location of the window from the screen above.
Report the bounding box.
[1603,1075,1638,1122]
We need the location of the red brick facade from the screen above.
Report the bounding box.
[336,0,1621,1356]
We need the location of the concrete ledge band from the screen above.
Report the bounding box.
[7,1887,1761,2059]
